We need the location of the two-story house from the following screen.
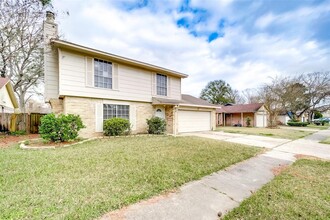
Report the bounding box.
[44,11,216,137]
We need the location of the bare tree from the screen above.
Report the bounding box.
[258,78,283,128]
[0,0,51,112]
[228,89,245,104]
[241,88,261,104]
[301,72,330,121]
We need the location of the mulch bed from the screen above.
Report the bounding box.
[0,134,39,148]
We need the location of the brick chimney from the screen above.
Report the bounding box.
[43,11,58,43]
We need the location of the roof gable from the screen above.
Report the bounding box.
[51,39,188,79]
[217,103,264,113]
[0,77,19,109]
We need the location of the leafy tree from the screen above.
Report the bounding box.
[200,80,236,105]
[0,0,52,112]
[314,111,323,119]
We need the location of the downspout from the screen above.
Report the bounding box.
[173,105,178,136]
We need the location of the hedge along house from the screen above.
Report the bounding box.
[43,12,217,137]
[216,103,268,127]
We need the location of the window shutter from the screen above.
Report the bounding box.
[167,76,171,98]
[86,57,94,87]
[113,63,119,90]
[151,73,156,96]
[130,105,137,131]
[95,103,103,132]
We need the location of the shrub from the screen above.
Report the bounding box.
[146,117,166,134]
[103,117,131,136]
[246,117,251,127]
[287,121,308,127]
[39,113,85,142]
[314,111,323,119]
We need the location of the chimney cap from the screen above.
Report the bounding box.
[46,11,55,22]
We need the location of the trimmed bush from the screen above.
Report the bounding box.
[246,117,251,127]
[147,117,166,134]
[103,117,131,136]
[39,113,85,142]
[287,121,308,127]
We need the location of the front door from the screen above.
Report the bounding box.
[155,107,165,119]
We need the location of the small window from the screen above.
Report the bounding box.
[103,104,129,120]
[94,59,112,89]
[157,73,167,96]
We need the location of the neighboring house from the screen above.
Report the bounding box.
[277,114,290,125]
[323,110,330,118]
[43,12,216,137]
[216,103,268,127]
[0,78,19,113]
[278,111,308,125]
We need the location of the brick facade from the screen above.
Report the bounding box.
[50,96,155,137]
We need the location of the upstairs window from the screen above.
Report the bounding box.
[157,73,167,96]
[94,59,112,89]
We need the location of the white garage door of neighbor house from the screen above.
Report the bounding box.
[256,114,267,127]
[178,110,211,133]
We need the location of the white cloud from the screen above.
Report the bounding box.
[52,0,330,98]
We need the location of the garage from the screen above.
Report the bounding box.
[178,110,211,133]
[256,114,267,127]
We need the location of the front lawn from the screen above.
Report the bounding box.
[307,124,330,130]
[0,136,261,219]
[320,137,330,144]
[223,159,330,219]
[216,127,314,140]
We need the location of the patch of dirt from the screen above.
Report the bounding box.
[272,164,289,176]
[25,139,81,148]
[0,134,39,148]
[295,154,321,160]
[99,190,177,220]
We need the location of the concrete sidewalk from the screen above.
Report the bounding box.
[100,129,329,220]
[101,151,295,220]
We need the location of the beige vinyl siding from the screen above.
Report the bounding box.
[58,49,182,102]
[43,22,59,101]
[168,76,181,100]
[44,46,59,100]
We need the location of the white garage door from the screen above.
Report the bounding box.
[256,114,267,127]
[178,110,211,133]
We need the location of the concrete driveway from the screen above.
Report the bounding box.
[182,129,330,160]
[180,131,291,148]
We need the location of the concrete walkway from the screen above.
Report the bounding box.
[100,129,330,220]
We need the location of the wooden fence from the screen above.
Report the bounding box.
[0,113,47,134]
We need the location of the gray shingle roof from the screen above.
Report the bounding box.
[152,94,216,108]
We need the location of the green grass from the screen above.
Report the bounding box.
[307,124,330,130]
[224,159,330,220]
[216,127,314,140]
[0,136,261,220]
[320,137,330,144]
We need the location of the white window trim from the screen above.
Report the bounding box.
[156,73,168,97]
[85,57,119,91]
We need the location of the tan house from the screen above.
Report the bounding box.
[216,103,268,127]
[43,12,216,137]
[0,78,19,113]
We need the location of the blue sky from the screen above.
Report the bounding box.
[52,0,330,97]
